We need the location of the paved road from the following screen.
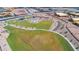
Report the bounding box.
[51,17,79,51]
[0,16,25,21]
[0,26,11,51]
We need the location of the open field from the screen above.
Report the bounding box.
[5,26,74,51]
[24,16,33,19]
[6,19,52,29]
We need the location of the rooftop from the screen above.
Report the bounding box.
[56,12,68,16]
[72,18,79,21]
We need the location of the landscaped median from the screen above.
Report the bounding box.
[5,26,74,51]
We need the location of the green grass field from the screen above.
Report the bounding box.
[24,16,33,19]
[5,26,74,51]
[6,19,52,30]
